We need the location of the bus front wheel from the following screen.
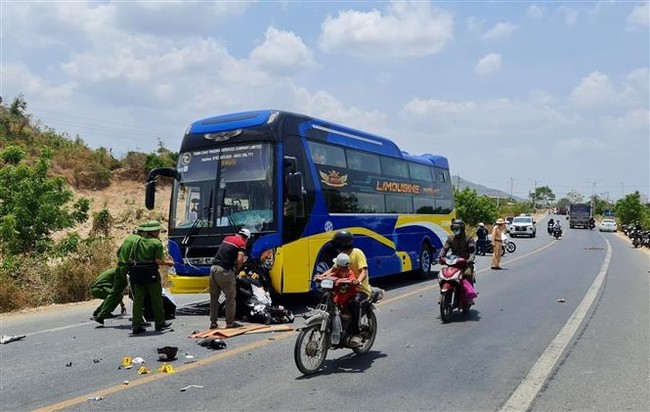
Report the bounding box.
[416,243,433,279]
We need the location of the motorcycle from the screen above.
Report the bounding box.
[630,230,643,248]
[294,277,383,375]
[547,221,555,235]
[438,255,477,323]
[479,234,516,256]
[553,226,563,239]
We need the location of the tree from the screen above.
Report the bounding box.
[615,191,645,226]
[566,189,585,204]
[0,146,90,255]
[454,187,498,226]
[534,185,555,206]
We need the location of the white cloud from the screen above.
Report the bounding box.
[602,109,650,142]
[318,1,454,58]
[568,71,617,107]
[294,89,388,131]
[466,16,485,33]
[249,27,315,73]
[475,53,502,75]
[480,22,517,39]
[526,5,545,19]
[627,3,649,27]
[557,6,579,26]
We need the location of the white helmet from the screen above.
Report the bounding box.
[479,222,485,227]
[332,253,350,268]
[238,228,251,238]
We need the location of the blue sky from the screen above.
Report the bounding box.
[1,1,648,201]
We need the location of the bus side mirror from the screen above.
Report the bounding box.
[286,172,304,202]
[145,167,180,210]
[145,181,156,210]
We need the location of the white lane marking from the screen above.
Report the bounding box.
[22,298,210,337]
[500,238,612,412]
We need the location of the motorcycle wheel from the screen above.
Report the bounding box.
[294,324,329,375]
[440,292,453,323]
[353,310,377,355]
[505,241,516,253]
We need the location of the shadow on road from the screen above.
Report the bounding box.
[295,350,388,379]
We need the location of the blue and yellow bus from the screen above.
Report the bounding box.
[145,110,455,295]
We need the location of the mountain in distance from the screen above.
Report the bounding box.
[452,175,526,202]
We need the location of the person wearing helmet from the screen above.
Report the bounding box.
[438,219,476,283]
[209,228,250,329]
[315,252,361,346]
[326,230,372,346]
[475,222,489,256]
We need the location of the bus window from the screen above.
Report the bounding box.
[414,196,436,213]
[350,192,385,213]
[381,157,409,178]
[386,194,413,213]
[409,163,433,182]
[347,150,380,173]
[308,141,346,168]
[323,189,353,213]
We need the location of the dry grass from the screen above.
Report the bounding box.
[1,179,172,313]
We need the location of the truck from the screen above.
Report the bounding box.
[569,203,592,228]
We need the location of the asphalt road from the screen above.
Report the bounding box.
[1,217,648,412]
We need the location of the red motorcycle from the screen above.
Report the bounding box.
[438,255,477,323]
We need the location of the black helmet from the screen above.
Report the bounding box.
[451,219,465,235]
[332,230,354,249]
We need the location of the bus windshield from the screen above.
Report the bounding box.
[171,142,275,233]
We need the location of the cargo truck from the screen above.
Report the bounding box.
[569,203,592,228]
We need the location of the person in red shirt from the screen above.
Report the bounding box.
[315,253,362,345]
[209,228,250,329]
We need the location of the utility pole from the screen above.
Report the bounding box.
[510,177,513,200]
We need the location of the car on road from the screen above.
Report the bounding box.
[509,214,536,237]
[599,218,618,232]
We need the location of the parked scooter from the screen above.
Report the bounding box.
[479,234,516,255]
[294,277,383,375]
[438,255,477,323]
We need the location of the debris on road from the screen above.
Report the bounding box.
[0,335,26,345]
[65,362,73,367]
[180,385,203,392]
[157,346,178,361]
[557,298,566,303]
[131,357,145,364]
[87,396,104,401]
[122,380,130,385]
[198,338,227,350]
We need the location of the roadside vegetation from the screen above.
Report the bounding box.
[1,95,648,313]
[0,95,176,312]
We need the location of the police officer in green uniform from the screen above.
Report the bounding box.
[94,228,142,325]
[90,268,126,318]
[130,220,175,334]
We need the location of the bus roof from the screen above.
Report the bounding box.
[186,110,449,168]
